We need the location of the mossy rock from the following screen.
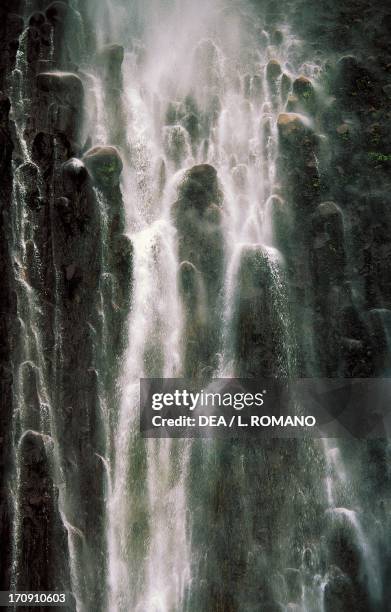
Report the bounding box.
[83,145,123,187]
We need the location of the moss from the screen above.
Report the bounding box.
[368,151,391,162]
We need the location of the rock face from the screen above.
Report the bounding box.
[233,246,286,376]
[0,91,15,592]
[276,112,320,372]
[173,164,223,377]
[0,4,131,610]
[36,72,84,144]
[18,431,72,598]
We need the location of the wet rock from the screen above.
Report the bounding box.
[61,157,88,191]
[83,145,123,188]
[244,73,251,97]
[266,59,282,82]
[176,164,221,213]
[18,431,71,594]
[277,112,311,141]
[179,261,200,301]
[269,194,292,250]
[285,568,302,601]
[165,101,178,125]
[163,125,190,168]
[293,76,316,113]
[366,308,391,373]
[271,29,283,45]
[45,1,69,24]
[281,73,291,101]
[286,94,299,112]
[233,245,286,376]
[324,566,355,612]
[21,363,41,431]
[112,234,133,313]
[97,43,124,88]
[37,71,83,109]
[334,55,373,108]
[0,92,11,126]
[28,12,46,28]
[181,112,200,143]
[310,201,346,291]
[173,165,223,375]
[26,26,42,65]
[193,38,220,87]
[251,74,263,99]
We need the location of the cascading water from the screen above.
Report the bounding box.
[3,0,391,611]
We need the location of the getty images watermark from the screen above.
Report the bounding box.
[140,378,391,438]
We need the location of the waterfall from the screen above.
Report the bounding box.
[2,0,391,611]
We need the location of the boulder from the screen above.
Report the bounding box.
[293,75,313,98]
[266,59,282,82]
[83,145,123,188]
[277,112,311,141]
[37,71,84,109]
[28,12,46,28]
[45,1,69,24]
[61,157,88,190]
[177,164,221,212]
[292,76,316,113]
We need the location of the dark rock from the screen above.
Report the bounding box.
[181,112,200,143]
[269,194,292,249]
[18,431,72,595]
[285,568,302,601]
[271,29,283,45]
[281,73,291,101]
[163,125,190,168]
[177,164,221,212]
[324,567,355,612]
[292,75,316,113]
[233,245,286,376]
[277,112,312,142]
[266,59,281,82]
[173,165,223,375]
[179,261,200,301]
[83,145,123,188]
[286,94,299,112]
[310,201,346,290]
[97,43,124,68]
[97,43,124,89]
[366,308,391,373]
[61,157,88,191]
[45,1,69,24]
[28,12,46,28]
[37,71,83,109]
[334,55,373,108]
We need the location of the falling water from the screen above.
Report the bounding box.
[4,0,391,611]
